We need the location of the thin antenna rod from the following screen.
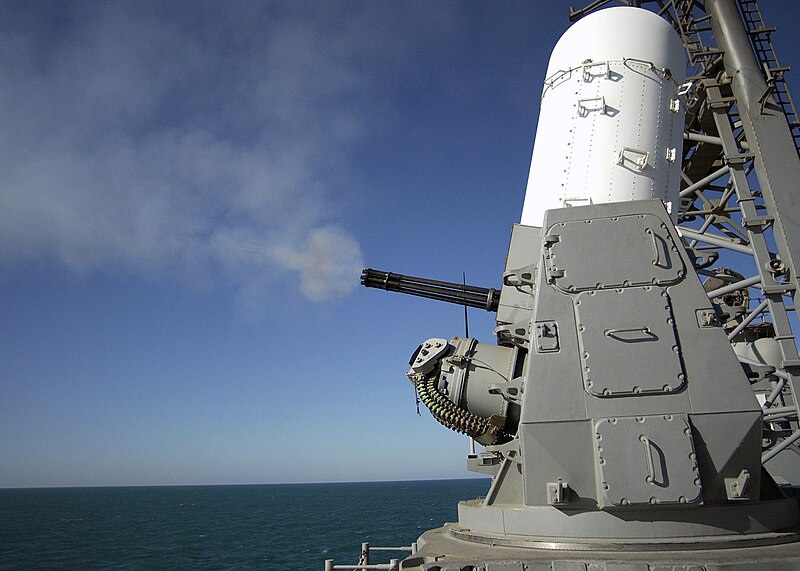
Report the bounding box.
[463,271,470,339]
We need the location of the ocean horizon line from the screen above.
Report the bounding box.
[0,475,490,491]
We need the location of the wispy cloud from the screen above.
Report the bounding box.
[0,1,456,311]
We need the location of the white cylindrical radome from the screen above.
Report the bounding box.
[520,7,686,227]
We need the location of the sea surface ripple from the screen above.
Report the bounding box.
[0,479,488,570]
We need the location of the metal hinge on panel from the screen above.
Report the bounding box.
[665,147,677,162]
[616,146,649,171]
[543,233,560,248]
[696,308,721,328]
[546,268,565,284]
[535,320,560,353]
[724,470,751,500]
[582,60,610,81]
[547,478,571,505]
[577,96,607,117]
[669,98,681,113]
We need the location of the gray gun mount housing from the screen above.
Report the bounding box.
[367,198,800,569]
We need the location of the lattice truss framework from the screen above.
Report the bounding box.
[571,0,800,474]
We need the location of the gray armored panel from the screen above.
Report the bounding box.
[575,287,684,397]
[522,200,761,512]
[544,214,685,292]
[593,414,701,508]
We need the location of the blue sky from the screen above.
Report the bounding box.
[2,1,799,488]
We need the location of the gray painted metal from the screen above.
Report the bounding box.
[405,524,800,570]
[391,199,798,568]
[594,414,701,507]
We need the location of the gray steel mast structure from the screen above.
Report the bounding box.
[327,1,800,569]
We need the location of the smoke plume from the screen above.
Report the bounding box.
[0,2,456,309]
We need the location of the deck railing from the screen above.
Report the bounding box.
[323,541,417,571]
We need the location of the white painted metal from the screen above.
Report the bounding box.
[520,7,686,227]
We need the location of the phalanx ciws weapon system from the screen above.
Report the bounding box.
[356,1,800,569]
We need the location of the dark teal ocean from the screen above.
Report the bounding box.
[0,478,489,570]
